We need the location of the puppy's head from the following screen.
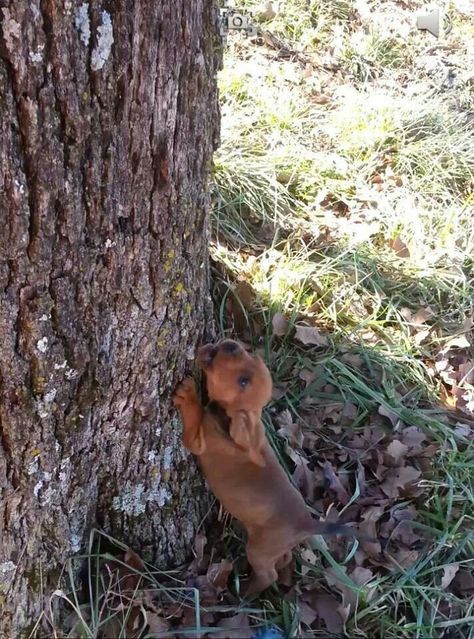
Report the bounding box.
[198,339,272,410]
[197,339,272,466]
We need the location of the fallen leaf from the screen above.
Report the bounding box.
[378,404,400,428]
[389,236,410,257]
[340,402,358,427]
[454,422,473,439]
[385,440,409,465]
[214,612,252,639]
[272,384,286,400]
[381,466,421,498]
[359,505,385,558]
[124,550,145,572]
[194,533,207,563]
[323,461,350,504]
[401,426,427,449]
[412,306,435,325]
[389,548,419,569]
[298,601,318,626]
[340,352,363,369]
[292,451,320,502]
[295,324,328,347]
[272,312,289,337]
[299,368,317,386]
[146,613,170,638]
[206,559,233,590]
[452,570,474,598]
[312,591,344,634]
[275,409,303,447]
[324,566,357,614]
[441,563,459,590]
[350,566,374,586]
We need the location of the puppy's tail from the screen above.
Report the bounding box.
[309,519,376,543]
[310,519,355,538]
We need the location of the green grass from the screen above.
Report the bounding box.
[211,0,474,636]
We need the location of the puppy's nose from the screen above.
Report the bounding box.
[197,344,218,368]
[219,339,241,355]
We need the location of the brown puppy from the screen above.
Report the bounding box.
[173,339,347,595]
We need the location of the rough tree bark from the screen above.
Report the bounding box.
[0,1,220,634]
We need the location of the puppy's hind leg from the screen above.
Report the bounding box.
[244,533,279,597]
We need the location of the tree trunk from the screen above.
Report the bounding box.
[0,1,220,634]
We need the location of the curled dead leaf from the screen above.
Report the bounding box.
[194,532,207,563]
[389,236,410,258]
[275,409,303,448]
[310,591,344,634]
[378,404,401,428]
[441,563,459,590]
[206,559,233,591]
[385,440,409,465]
[146,612,170,639]
[323,461,350,505]
[214,612,252,639]
[295,324,328,347]
[324,566,357,614]
[272,312,289,337]
[380,465,421,499]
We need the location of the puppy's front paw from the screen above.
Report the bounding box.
[173,377,198,407]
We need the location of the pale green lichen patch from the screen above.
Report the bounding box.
[112,479,172,516]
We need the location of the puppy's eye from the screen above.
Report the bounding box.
[238,375,250,389]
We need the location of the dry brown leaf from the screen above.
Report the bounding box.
[299,368,317,386]
[452,570,474,598]
[401,426,427,449]
[272,312,289,337]
[381,465,421,498]
[378,404,400,428]
[275,409,303,447]
[350,566,374,587]
[325,566,357,614]
[194,533,207,563]
[323,461,350,504]
[295,324,328,347]
[441,563,459,590]
[385,440,409,465]
[272,384,286,400]
[341,402,358,427]
[124,550,145,573]
[340,352,363,369]
[214,612,252,639]
[389,236,410,257]
[412,306,435,325]
[146,613,170,639]
[206,559,233,590]
[454,422,473,439]
[360,505,385,558]
[298,600,318,626]
[292,451,320,502]
[311,591,344,634]
[389,548,420,569]
[257,1,277,21]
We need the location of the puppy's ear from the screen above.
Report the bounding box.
[228,410,266,467]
